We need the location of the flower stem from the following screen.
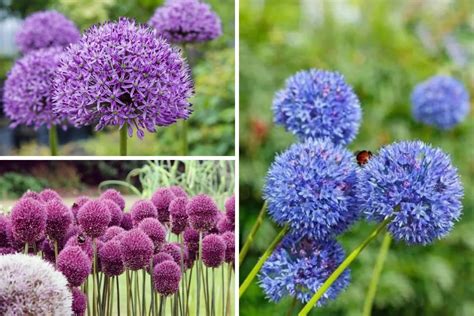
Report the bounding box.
[239,201,268,265]
[116,276,120,316]
[92,239,98,316]
[120,123,128,156]
[225,264,232,316]
[126,269,131,316]
[362,232,392,316]
[239,223,289,297]
[54,240,58,265]
[181,121,188,155]
[197,232,202,316]
[24,242,28,254]
[49,125,58,156]
[298,217,392,316]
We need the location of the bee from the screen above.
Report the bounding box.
[355,150,373,166]
[77,234,86,244]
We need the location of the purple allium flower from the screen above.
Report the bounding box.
[264,138,359,240]
[217,216,234,234]
[183,227,199,254]
[101,199,123,227]
[57,246,92,287]
[358,141,463,245]
[186,194,219,232]
[221,231,235,264]
[65,233,93,259]
[151,188,176,223]
[153,252,175,267]
[130,200,158,225]
[21,190,42,202]
[121,213,134,230]
[41,239,56,264]
[120,229,154,270]
[259,235,349,305]
[53,18,194,138]
[138,218,167,251]
[170,197,189,235]
[153,260,181,296]
[100,189,126,211]
[202,234,225,268]
[77,200,111,238]
[0,215,11,248]
[101,226,125,243]
[99,240,124,277]
[0,247,16,255]
[149,0,222,44]
[411,75,470,129]
[45,199,72,241]
[39,189,62,203]
[3,47,66,129]
[0,253,72,315]
[71,288,87,316]
[11,198,47,244]
[273,69,362,145]
[225,195,235,223]
[64,225,83,243]
[169,185,188,198]
[161,242,184,265]
[71,196,91,222]
[15,10,80,54]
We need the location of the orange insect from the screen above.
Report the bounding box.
[355,150,372,166]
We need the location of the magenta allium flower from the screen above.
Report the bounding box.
[21,190,42,202]
[130,200,158,225]
[99,240,124,277]
[64,225,83,243]
[121,213,133,230]
[183,227,199,254]
[217,217,234,234]
[71,196,91,222]
[153,252,175,267]
[65,233,93,259]
[100,189,126,211]
[138,218,166,250]
[169,186,188,198]
[53,18,193,138]
[0,215,11,248]
[149,0,222,44]
[39,189,62,203]
[153,260,182,296]
[77,200,111,238]
[225,195,235,223]
[221,231,235,264]
[15,10,80,54]
[161,243,183,265]
[101,226,125,243]
[170,197,189,235]
[57,246,92,286]
[45,199,72,242]
[101,199,123,227]
[202,234,225,268]
[10,198,46,244]
[41,239,56,264]
[0,247,15,255]
[120,229,154,270]
[151,188,176,223]
[186,194,219,232]
[71,288,87,316]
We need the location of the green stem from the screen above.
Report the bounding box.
[126,270,131,316]
[239,201,267,265]
[116,276,121,316]
[362,232,392,316]
[239,224,289,297]
[221,265,225,316]
[212,268,215,316]
[225,264,232,316]
[181,120,188,155]
[93,240,97,316]
[54,240,58,265]
[120,123,128,156]
[49,125,58,156]
[197,232,202,316]
[298,218,392,316]
[24,242,28,254]
[135,270,141,315]
[150,259,155,316]
[142,269,146,316]
[109,276,115,316]
[287,297,298,316]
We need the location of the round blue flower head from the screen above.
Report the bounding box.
[358,140,463,245]
[273,69,362,145]
[258,234,349,305]
[411,75,470,129]
[264,138,359,240]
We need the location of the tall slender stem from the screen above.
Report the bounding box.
[298,218,392,316]
[49,125,58,156]
[142,269,146,316]
[362,232,392,316]
[126,270,131,316]
[135,270,141,315]
[212,268,215,316]
[197,232,202,316]
[287,297,298,316]
[239,224,289,297]
[92,239,97,316]
[109,276,115,316]
[116,276,120,316]
[150,259,155,316]
[221,265,225,316]
[120,123,128,156]
[225,264,232,316]
[181,121,188,155]
[239,201,267,264]
[24,242,28,254]
[54,240,58,264]
[86,277,91,316]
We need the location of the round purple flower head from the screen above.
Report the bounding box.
[100,240,124,277]
[183,227,199,254]
[131,200,158,225]
[71,288,87,316]
[11,198,47,244]
[101,226,125,243]
[162,242,184,265]
[22,190,42,202]
[201,234,225,268]
[153,260,181,296]
[264,138,359,240]
[169,185,188,198]
[259,235,349,305]
[186,194,219,232]
[153,252,175,267]
[221,231,235,264]
[273,69,362,145]
[57,246,92,287]
[101,199,123,227]
[53,18,194,138]
[39,189,62,203]
[149,0,222,44]
[45,199,72,241]
[71,196,91,222]
[0,215,11,248]
[170,197,189,235]
[411,75,470,129]
[0,247,16,255]
[121,213,134,230]
[151,188,176,223]
[358,141,463,245]
[120,228,154,270]
[77,200,111,238]
[65,233,93,259]
[138,218,167,250]
[225,195,235,223]
[101,189,126,211]
[3,47,66,129]
[41,239,56,264]
[64,225,83,244]
[217,216,234,234]
[15,10,80,54]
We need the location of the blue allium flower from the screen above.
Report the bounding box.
[15,10,80,54]
[53,18,194,138]
[258,235,349,305]
[273,69,362,145]
[264,138,359,240]
[358,141,463,245]
[411,75,470,129]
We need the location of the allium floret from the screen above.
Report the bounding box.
[170,197,189,235]
[99,240,124,277]
[138,218,167,250]
[100,189,126,211]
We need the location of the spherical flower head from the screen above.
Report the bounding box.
[3,47,66,129]
[217,216,234,234]
[101,199,123,227]
[169,185,188,198]
[0,247,16,255]
[71,196,91,222]
[22,190,42,202]
[0,215,11,248]
[101,226,125,243]
[149,0,222,44]
[138,218,167,251]
[153,252,175,267]
[411,75,470,129]
[39,189,62,203]
[221,231,235,264]
[45,199,72,241]
[41,239,56,264]
[273,69,362,145]
[121,213,134,230]
[77,200,111,238]
[358,140,463,245]
[15,10,80,54]
[120,228,154,270]
[131,200,158,225]
[224,195,235,224]
[170,197,189,235]
[53,18,194,138]
[57,246,92,287]
[11,198,47,244]
[99,240,124,277]
[64,225,83,244]
[65,233,93,259]
[264,138,360,240]
[186,194,219,232]
[161,242,184,265]
[153,260,181,296]
[71,288,87,316]
[183,227,199,254]
[0,253,72,315]
[201,234,225,268]
[100,189,126,211]
[151,188,176,223]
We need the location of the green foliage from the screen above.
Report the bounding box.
[0,172,48,199]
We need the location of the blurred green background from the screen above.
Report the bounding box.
[239,0,473,315]
[0,0,234,156]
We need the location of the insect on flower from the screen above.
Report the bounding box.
[77,234,86,244]
[355,150,373,166]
